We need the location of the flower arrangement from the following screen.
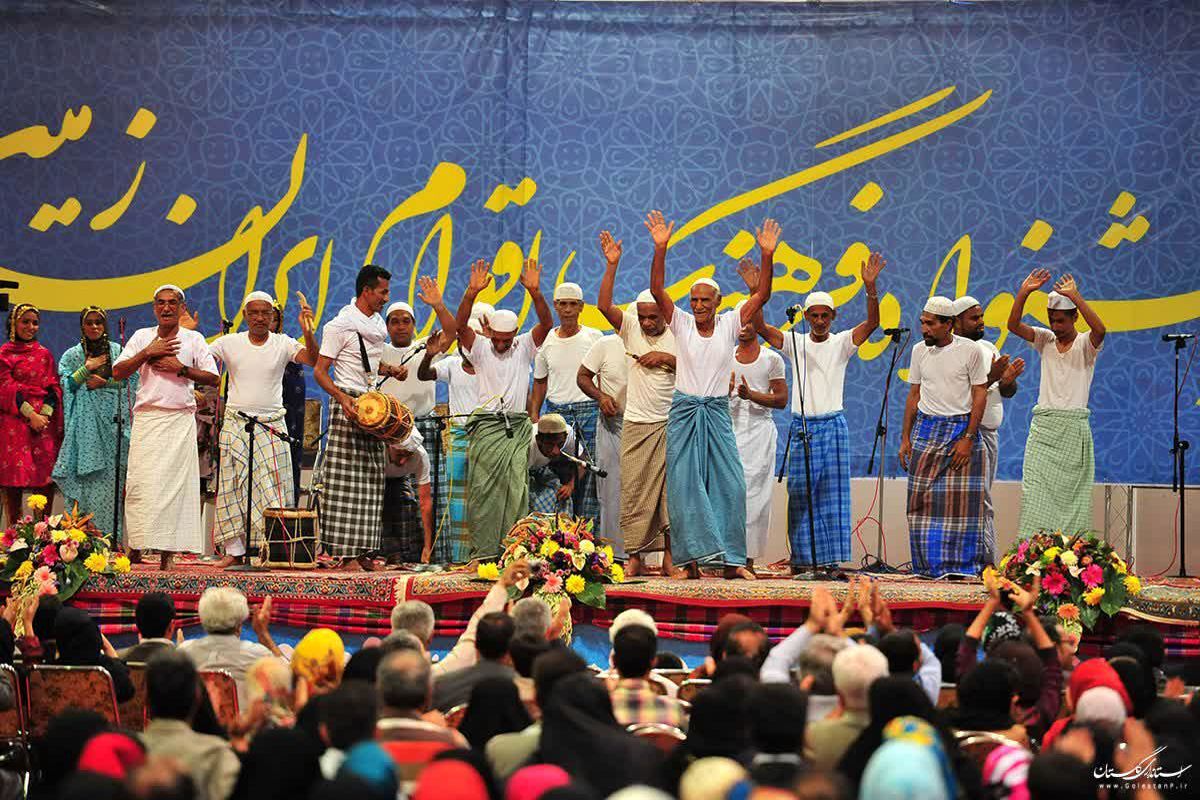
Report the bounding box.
[994,530,1141,632]
[0,496,129,615]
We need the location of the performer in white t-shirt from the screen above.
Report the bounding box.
[577,332,629,560]
[648,209,779,580]
[207,291,319,567]
[899,296,991,577]
[113,285,220,570]
[1006,270,1106,535]
[454,258,553,560]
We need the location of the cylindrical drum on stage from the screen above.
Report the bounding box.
[353,391,414,444]
[262,507,319,569]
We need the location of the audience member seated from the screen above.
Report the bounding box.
[933,623,965,684]
[1116,623,1166,691]
[228,727,322,800]
[431,611,516,712]
[679,756,748,800]
[1027,750,1098,800]
[178,587,285,707]
[654,651,686,671]
[805,641,889,771]
[336,741,399,800]
[1073,686,1128,739]
[746,682,807,790]
[120,592,177,663]
[457,676,532,750]
[375,648,467,750]
[689,613,753,678]
[601,609,679,698]
[1036,613,1080,672]
[141,651,241,800]
[609,624,687,729]
[796,633,849,722]
[511,596,553,640]
[859,716,959,800]
[663,675,755,793]
[292,627,345,700]
[947,658,1030,747]
[316,680,378,779]
[508,632,551,710]
[19,595,62,664]
[1107,641,1159,718]
[53,606,136,702]
[1041,658,1133,749]
[29,709,111,800]
[229,657,295,748]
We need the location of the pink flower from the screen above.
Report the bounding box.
[542,573,563,594]
[39,544,59,567]
[38,579,58,597]
[59,540,79,564]
[33,521,48,537]
[33,565,52,583]
[0,530,14,548]
[1042,569,1069,596]
[1016,541,1029,561]
[1081,564,1105,588]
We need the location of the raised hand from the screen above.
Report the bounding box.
[755,218,781,254]
[417,275,443,306]
[1053,273,1079,299]
[871,584,895,633]
[252,596,273,635]
[599,230,623,265]
[987,354,1011,385]
[857,578,875,627]
[500,558,531,588]
[426,329,448,355]
[519,258,542,292]
[468,259,494,293]
[295,291,315,333]
[643,210,675,248]
[1020,269,1052,295]
[736,257,761,291]
[178,306,199,331]
[861,251,886,286]
[1002,357,1026,383]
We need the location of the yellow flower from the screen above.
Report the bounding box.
[69,529,87,544]
[999,554,1011,570]
[1123,575,1141,596]
[539,540,560,558]
[1043,547,1062,561]
[51,530,68,543]
[113,555,131,574]
[84,553,108,573]
[610,563,625,583]
[1059,550,1078,567]
[565,574,585,595]
[1084,587,1105,606]
[1113,556,1128,575]
[578,539,595,555]
[477,562,499,581]
[27,495,47,513]
[602,545,614,562]
[13,560,32,580]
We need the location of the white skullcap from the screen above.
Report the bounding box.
[1075,686,1128,736]
[553,282,583,301]
[804,291,835,311]
[488,309,519,333]
[242,291,274,308]
[386,302,415,320]
[470,302,494,321]
[153,284,185,301]
[1046,291,1077,311]
[610,609,658,641]
[923,296,957,316]
[952,295,981,316]
[636,289,656,305]
[692,277,721,294]
[537,413,569,435]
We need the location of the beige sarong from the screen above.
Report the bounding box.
[619,419,669,554]
[124,409,203,553]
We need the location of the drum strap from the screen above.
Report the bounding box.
[356,333,372,378]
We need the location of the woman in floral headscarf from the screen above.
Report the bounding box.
[0,304,63,524]
[860,716,960,800]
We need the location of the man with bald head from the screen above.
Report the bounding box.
[207,291,319,567]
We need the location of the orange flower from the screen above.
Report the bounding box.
[1057,603,1080,621]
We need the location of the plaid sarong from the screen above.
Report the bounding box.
[787,412,851,566]
[316,395,385,558]
[443,425,471,563]
[529,467,574,515]
[620,420,669,555]
[381,477,422,562]
[905,411,992,577]
[1019,406,1094,536]
[413,414,451,563]
[214,408,295,552]
[466,411,533,560]
[545,400,601,526]
[666,391,746,567]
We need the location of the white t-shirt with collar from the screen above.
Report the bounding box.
[908,336,989,417]
[731,347,786,421]
[533,326,603,405]
[784,329,858,417]
[116,327,218,413]
[208,332,303,415]
[668,308,740,398]
[462,332,538,413]
[616,307,676,424]
[318,307,387,394]
[1030,328,1101,410]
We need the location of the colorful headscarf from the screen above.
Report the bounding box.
[338,741,398,798]
[245,656,296,727]
[79,306,111,359]
[871,716,958,800]
[76,732,146,779]
[982,611,1023,653]
[292,628,345,691]
[412,759,489,800]
[505,765,571,800]
[7,302,39,342]
[983,743,1032,800]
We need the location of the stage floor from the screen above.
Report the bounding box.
[65,558,1200,660]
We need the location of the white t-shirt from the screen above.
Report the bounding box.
[318,307,387,393]
[116,327,218,413]
[668,309,739,398]
[208,332,303,415]
[1030,328,1101,410]
[533,326,603,405]
[616,307,677,424]
[386,427,431,483]
[580,336,628,413]
[433,356,480,419]
[462,332,538,412]
[785,329,858,416]
[731,348,786,420]
[975,339,1005,430]
[528,427,577,469]
[908,336,989,417]
[380,338,437,418]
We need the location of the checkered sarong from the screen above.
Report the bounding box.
[214,408,294,552]
[529,466,574,515]
[905,412,992,577]
[442,425,471,563]
[316,395,385,557]
[413,415,451,563]
[787,411,851,566]
[545,400,600,526]
[1019,406,1094,536]
[381,477,422,562]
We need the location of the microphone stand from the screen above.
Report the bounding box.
[787,311,823,581]
[228,411,300,573]
[1170,337,1190,578]
[112,318,127,545]
[864,329,910,572]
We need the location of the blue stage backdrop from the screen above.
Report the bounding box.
[1,1,1196,484]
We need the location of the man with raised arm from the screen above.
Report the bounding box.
[746,252,886,572]
[648,210,778,580]
[454,259,553,561]
[1006,271,1106,535]
[594,230,678,577]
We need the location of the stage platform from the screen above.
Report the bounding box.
[62,559,1200,661]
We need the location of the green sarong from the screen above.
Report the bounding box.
[1019,406,1094,535]
[465,411,532,559]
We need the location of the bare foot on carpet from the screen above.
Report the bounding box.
[625,555,642,577]
[214,555,242,569]
[723,566,756,580]
[159,552,174,571]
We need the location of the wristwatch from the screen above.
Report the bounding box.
[176,365,189,378]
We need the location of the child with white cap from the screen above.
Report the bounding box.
[1006,270,1106,535]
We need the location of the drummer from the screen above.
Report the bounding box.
[383,426,436,564]
[208,291,319,569]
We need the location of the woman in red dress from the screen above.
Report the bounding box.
[0,304,64,524]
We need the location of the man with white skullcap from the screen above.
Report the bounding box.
[595,230,679,576]
[742,251,886,571]
[528,280,603,522]
[526,413,583,513]
[953,295,1025,550]
[899,295,992,576]
[647,209,779,580]
[113,284,220,570]
[452,257,553,560]
[1007,269,1107,534]
[378,276,459,565]
[206,291,319,567]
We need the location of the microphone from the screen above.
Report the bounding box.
[236,410,300,446]
[1162,333,1195,342]
[883,327,911,336]
[118,317,127,343]
[221,318,233,334]
[399,341,428,366]
[502,409,513,439]
[562,451,607,478]
[786,304,804,321]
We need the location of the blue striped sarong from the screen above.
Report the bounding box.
[787,411,851,566]
[906,412,993,577]
[443,425,471,563]
[545,399,600,526]
[666,391,746,567]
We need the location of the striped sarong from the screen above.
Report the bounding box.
[414,414,451,563]
[545,400,601,526]
[666,391,746,567]
[316,394,385,558]
[905,411,992,577]
[1019,406,1094,535]
[787,412,851,566]
[466,411,533,560]
[595,413,625,559]
[620,419,669,555]
[443,424,471,563]
[214,408,294,552]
